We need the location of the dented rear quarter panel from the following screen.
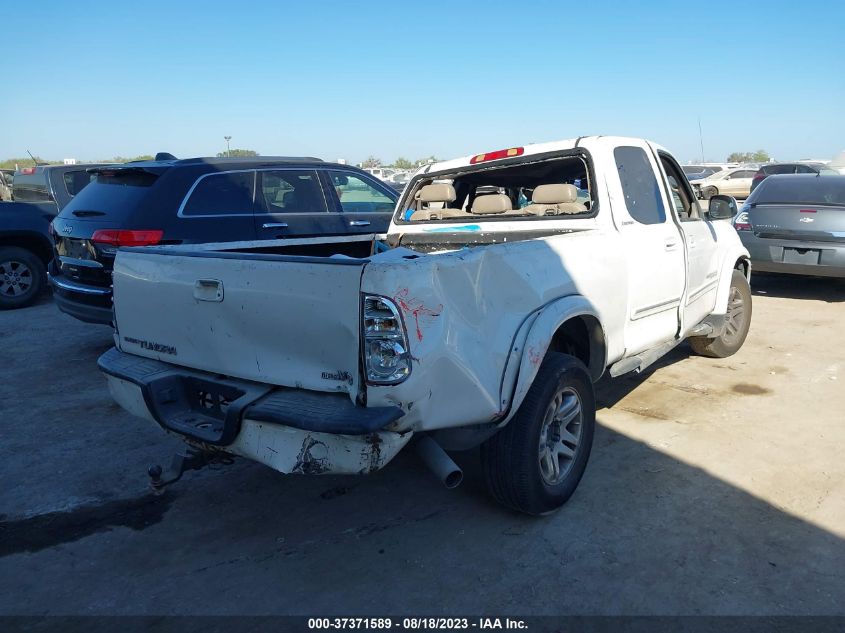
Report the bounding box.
[362,229,628,432]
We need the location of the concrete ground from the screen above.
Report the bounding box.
[1,274,844,616]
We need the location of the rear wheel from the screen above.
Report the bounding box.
[689,269,752,358]
[0,247,45,309]
[481,353,595,515]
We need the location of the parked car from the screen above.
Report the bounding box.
[693,167,759,200]
[682,165,721,181]
[749,162,839,194]
[734,174,845,277]
[0,169,14,201]
[0,163,107,309]
[98,136,751,515]
[49,156,399,324]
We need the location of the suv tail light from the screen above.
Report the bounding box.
[91,229,163,247]
[752,172,765,182]
[19,167,36,175]
[91,229,163,255]
[734,211,751,231]
[362,295,411,384]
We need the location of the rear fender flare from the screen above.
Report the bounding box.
[501,295,605,425]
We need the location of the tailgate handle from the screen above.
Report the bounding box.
[193,279,224,302]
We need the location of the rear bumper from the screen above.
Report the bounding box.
[48,262,114,324]
[98,348,411,474]
[738,232,845,278]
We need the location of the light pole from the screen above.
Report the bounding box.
[224,136,232,157]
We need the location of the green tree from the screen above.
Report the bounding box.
[216,149,259,157]
[391,157,414,170]
[727,150,770,163]
[110,155,155,163]
[0,157,53,170]
[361,155,382,169]
[414,155,439,167]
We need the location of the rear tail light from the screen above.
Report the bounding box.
[362,295,411,384]
[91,229,163,247]
[19,167,36,175]
[752,173,765,181]
[91,229,163,255]
[734,211,751,231]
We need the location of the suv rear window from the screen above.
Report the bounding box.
[754,177,845,206]
[60,169,159,218]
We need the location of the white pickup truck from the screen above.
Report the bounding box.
[99,136,751,515]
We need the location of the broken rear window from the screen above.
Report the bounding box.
[397,155,593,223]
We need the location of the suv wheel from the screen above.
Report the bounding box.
[481,353,595,515]
[0,247,45,309]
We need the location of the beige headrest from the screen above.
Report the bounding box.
[472,193,512,215]
[532,184,578,204]
[416,183,456,203]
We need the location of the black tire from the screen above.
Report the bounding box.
[0,246,46,310]
[689,269,752,358]
[703,186,718,200]
[481,353,595,515]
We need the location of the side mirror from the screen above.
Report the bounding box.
[708,194,738,220]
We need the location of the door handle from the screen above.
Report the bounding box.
[664,238,678,251]
[193,279,223,302]
[262,222,288,229]
[349,220,371,227]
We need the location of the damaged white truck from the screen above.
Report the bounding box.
[99,136,752,515]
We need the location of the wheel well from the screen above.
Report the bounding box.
[547,315,606,381]
[0,233,53,265]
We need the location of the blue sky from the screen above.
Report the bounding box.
[3,0,844,164]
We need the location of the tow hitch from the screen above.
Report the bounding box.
[147,447,233,494]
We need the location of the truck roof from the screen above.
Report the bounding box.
[423,136,669,174]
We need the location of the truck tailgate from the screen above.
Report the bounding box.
[112,250,365,397]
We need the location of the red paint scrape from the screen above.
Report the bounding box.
[393,288,443,341]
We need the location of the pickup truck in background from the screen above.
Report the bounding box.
[0,163,107,309]
[99,136,752,515]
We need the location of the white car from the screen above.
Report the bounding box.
[99,136,752,515]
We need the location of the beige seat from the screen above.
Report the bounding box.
[471,193,512,215]
[409,183,466,221]
[525,184,587,216]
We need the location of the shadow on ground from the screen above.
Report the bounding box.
[750,273,845,303]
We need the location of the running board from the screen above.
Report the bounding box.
[609,339,682,378]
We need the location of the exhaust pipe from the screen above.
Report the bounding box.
[415,435,463,489]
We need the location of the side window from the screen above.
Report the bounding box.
[660,156,696,220]
[614,146,666,225]
[63,170,95,196]
[796,164,815,174]
[182,171,255,216]
[259,170,328,214]
[328,171,396,213]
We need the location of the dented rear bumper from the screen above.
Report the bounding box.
[98,347,411,474]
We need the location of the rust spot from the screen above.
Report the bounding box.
[732,383,771,395]
[527,346,542,367]
[291,437,330,474]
